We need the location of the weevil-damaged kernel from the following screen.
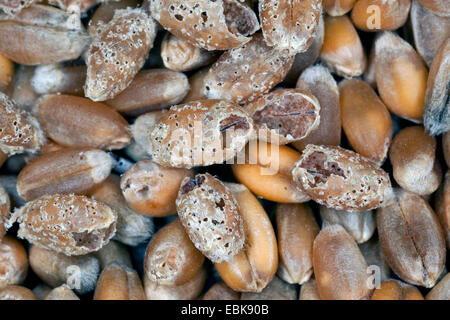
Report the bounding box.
[0,92,45,156]
[313,225,373,300]
[161,33,219,72]
[351,0,411,31]
[423,38,450,135]
[323,0,356,16]
[11,194,117,256]
[339,79,393,165]
[283,14,324,86]
[17,148,114,201]
[0,184,10,241]
[151,100,253,168]
[89,175,154,247]
[147,0,260,51]
[31,64,86,96]
[202,281,241,300]
[177,174,245,264]
[259,0,322,53]
[144,219,204,286]
[105,69,190,116]
[0,4,89,65]
[0,286,36,300]
[0,53,13,94]
[292,145,393,211]
[29,245,100,295]
[203,34,295,104]
[320,15,367,78]
[85,7,156,101]
[294,64,341,150]
[0,0,36,15]
[299,278,320,300]
[247,89,320,145]
[240,276,298,300]
[320,206,375,244]
[276,203,319,284]
[45,285,79,300]
[144,266,207,300]
[89,0,142,36]
[232,143,310,203]
[375,31,428,122]
[418,0,450,16]
[121,160,193,217]
[34,94,131,150]
[0,235,28,289]
[426,273,450,300]
[377,189,446,288]
[215,183,278,293]
[389,126,442,195]
[411,0,450,67]
[94,263,146,300]
[371,280,424,300]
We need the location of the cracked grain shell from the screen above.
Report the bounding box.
[203,33,295,104]
[147,0,259,51]
[176,174,245,263]
[377,189,446,288]
[259,0,322,53]
[85,7,156,101]
[292,144,393,211]
[11,194,117,256]
[151,99,253,168]
[34,94,131,150]
[0,92,45,156]
[246,89,321,145]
